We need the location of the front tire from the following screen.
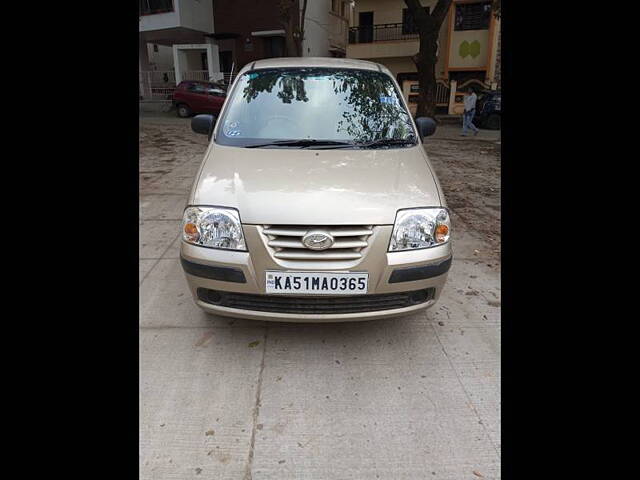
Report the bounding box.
[176,103,192,118]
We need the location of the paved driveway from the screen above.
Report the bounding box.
[139,115,501,480]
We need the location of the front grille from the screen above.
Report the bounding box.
[197,288,434,314]
[262,225,373,261]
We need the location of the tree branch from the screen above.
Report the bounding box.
[403,0,430,24]
[431,0,453,28]
[300,0,308,40]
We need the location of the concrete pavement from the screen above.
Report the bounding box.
[139,116,501,479]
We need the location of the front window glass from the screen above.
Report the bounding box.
[188,83,207,93]
[215,68,416,148]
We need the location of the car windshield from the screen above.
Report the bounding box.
[215,68,417,148]
[208,82,226,92]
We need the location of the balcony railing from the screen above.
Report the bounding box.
[349,23,419,44]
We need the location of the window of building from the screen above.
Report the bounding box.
[139,0,174,16]
[153,44,159,52]
[454,1,492,31]
[402,7,430,35]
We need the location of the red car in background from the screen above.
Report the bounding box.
[172,80,227,118]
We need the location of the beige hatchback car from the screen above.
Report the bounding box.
[180,58,452,322]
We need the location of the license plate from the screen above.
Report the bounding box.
[265,271,368,295]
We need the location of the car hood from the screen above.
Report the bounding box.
[190,143,442,225]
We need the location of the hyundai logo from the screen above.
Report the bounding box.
[302,230,334,251]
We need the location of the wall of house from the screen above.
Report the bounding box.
[348,40,419,61]
[303,0,331,56]
[369,56,417,79]
[447,29,489,69]
[139,9,180,32]
[443,2,500,83]
[352,0,434,26]
[147,44,175,71]
[214,0,283,69]
[183,50,205,70]
[140,0,214,33]
[176,0,215,34]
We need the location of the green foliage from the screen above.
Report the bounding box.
[242,71,309,104]
[330,70,413,142]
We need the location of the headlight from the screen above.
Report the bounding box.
[389,208,451,251]
[182,206,247,251]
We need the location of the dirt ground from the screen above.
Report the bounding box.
[427,128,501,265]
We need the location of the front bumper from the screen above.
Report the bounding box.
[180,225,452,322]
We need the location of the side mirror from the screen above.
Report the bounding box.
[191,114,216,139]
[415,117,437,138]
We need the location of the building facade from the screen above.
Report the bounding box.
[140,0,355,101]
[347,0,500,113]
[213,0,353,73]
[139,0,221,100]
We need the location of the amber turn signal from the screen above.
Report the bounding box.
[184,222,199,241]
[435,224,449,243]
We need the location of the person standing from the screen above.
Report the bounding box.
[461,87,480,136]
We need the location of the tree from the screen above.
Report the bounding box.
[278,0,308,57]
[403,0,452,118]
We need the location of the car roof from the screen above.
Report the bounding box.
[179,80,221,85]
[237,57,393,77]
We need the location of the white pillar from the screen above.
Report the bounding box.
[172,45,182,85]
[448,79,458,115]
[139,38,152,99]
[205,38,221,82]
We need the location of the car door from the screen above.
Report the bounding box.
[184,82,208,113]
[204,83,227,115]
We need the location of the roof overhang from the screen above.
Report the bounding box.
[140,28,208,46]
[206,32,241,40]
[251,29,286,37]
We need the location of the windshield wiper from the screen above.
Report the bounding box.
[357,138,417,149]
[245,139,355,149]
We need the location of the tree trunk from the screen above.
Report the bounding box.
[279,0,303,57]
[414,29,439,118]
[404,0,452,118]
[299,0,308,56]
